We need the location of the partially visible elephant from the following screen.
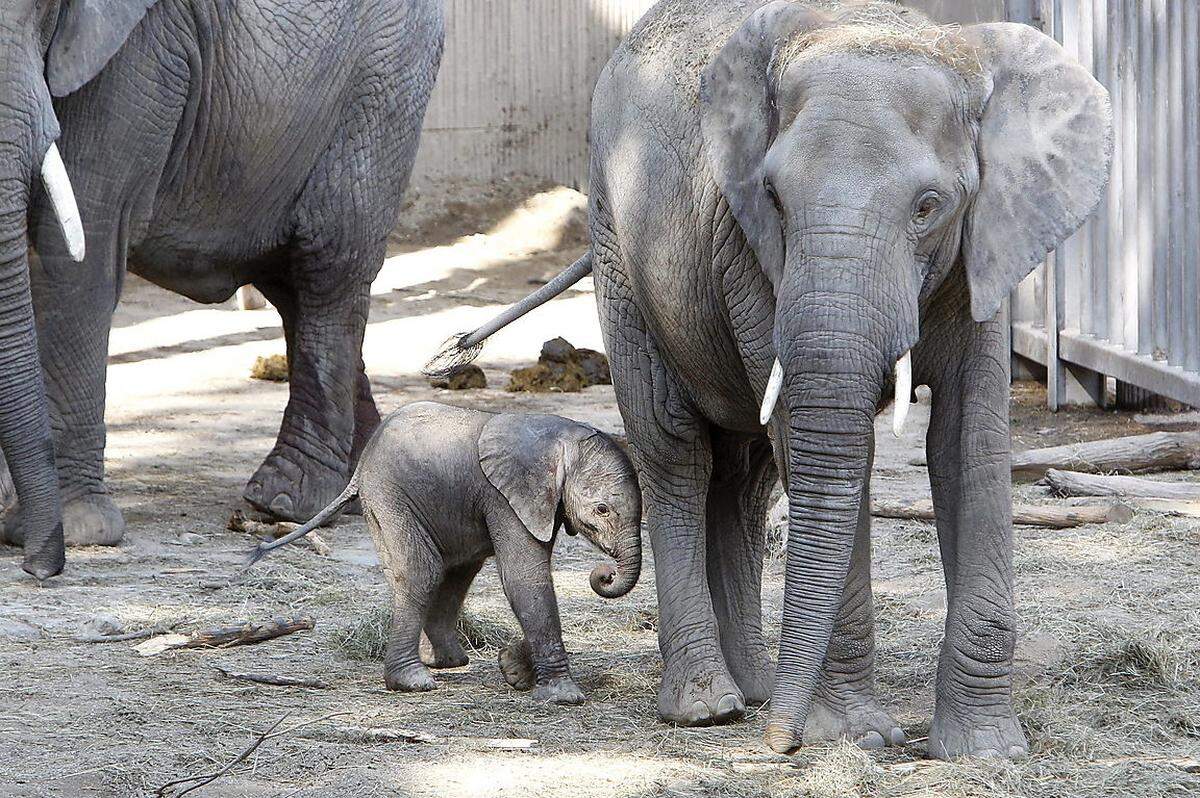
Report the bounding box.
[0,0,444,551]
[587,0,1111,758]
[449,0,1113,759]
[251,401,643,704]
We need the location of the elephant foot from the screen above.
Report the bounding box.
[533,676,585,705]
[499,640,536,691]
[928,708,1028,760]
[62,494,125,547]
[658,650,745,726]
[384,662,436,692]
[244,445,347,522]
[802,687,906,749]
[420,634,469,669]
[724,648,775,706]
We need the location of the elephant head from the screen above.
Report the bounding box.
[479,414,643,599]
[0,0,158,577]
[699,3,1112,752]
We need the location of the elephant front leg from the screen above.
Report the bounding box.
[923,320,1027,760]
[244,277,374,521]
[705,433,776,705]
[804,440,905,748]
[27,237,125,546]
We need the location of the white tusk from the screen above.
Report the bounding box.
[892,350,912,438]
[760,358,784,425]
[40,144,85,262]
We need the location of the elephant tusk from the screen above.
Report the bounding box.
[760,358,784,425]
[40,143,85,262]
[892,350,912,438]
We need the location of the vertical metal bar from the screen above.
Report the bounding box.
[1151,0,1170,361]
[1070,0,1094,342]
[1106,0,1127,350]
[1185,2,1200,374]
[1091,0,1111,342]
[1167,0,1186,369]
[1135,0,1153,355]
[1113,0,1132,348]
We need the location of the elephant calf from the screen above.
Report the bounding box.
[251,401,643,704]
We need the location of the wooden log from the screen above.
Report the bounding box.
[1061,496,1200,518]
[1044,469,1200,500]
[214,666,329,689]
[870,498,1132,529]
[228,510,330,556]
[1011,431,1200,480]
[135,615,313,656]
[236,285,268,310]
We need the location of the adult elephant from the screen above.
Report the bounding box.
[0,0,443,550]
[446,0,1111,759]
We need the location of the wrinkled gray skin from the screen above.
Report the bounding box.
[256,402,643,703]
[0,0,443,554]
[587,0,1111,757]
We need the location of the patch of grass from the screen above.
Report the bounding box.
[1063,628,1194,691]
[787,742,884,798]
[330,605,390,661]
[456,608,519,652]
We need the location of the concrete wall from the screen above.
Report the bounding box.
[410,0,1010,190]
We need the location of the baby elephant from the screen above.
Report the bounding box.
[250,401,642,704]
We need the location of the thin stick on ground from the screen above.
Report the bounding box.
[213,666,329,689]
[156,711,352,797]
[77,621,183,643]
[136,615,314,656]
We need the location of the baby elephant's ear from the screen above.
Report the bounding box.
[478,415,570,543]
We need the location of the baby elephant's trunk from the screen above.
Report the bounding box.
[589,536,641,599]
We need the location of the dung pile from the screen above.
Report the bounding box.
[250,354,289,382]
[429,364,488,390]
[507,337,611,393]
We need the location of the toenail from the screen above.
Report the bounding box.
[857,731,885,749]
[716,694,743,719]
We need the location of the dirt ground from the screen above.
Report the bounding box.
[1,180,1198,798]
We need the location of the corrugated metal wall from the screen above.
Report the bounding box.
[412,0,1006,189]
[411,0,656,190]
[1010,0,1200,409]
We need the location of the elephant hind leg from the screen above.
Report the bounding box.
[368,505,441,692]
[594,264,743,725]
[420,559,484,669]
[705,431,777,706]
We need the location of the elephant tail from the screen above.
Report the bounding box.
[422,251,594,377]
[245,472,361,567]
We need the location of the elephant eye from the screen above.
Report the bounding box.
[913,191,942,227]
[595,503,610,516]
[763,177,785,218]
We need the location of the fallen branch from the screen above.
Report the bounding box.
[1061,496,1200,518]
[228,510,330,556]
[214,666,329,689]
[156,711,351,797]
[871,498,1132,528]
[78,621,181,644]
[1011,431,1200,480]
[324,725,537,749]
[1044,468,1200,501]
[135,615,314,656]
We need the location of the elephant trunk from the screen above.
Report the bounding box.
[0,154,65,580]
[761,228,914,753]
[588,526,642,599]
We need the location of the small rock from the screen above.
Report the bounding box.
[251,354,289,382]
[81,614,124,638]
[540,337,577,363]
[0,617,42,641]
[430,364,487,390]
[575,348,611,385]
[177,532,205,546]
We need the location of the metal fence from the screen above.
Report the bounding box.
[411,0,656,190]
[1010,0,1200,408]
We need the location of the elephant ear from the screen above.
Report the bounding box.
[699,1,826,288]
[960,22,1113,323]
[46,0,161,97]
[479,414,575,544]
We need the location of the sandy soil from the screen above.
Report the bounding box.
[1,181,1197,798]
